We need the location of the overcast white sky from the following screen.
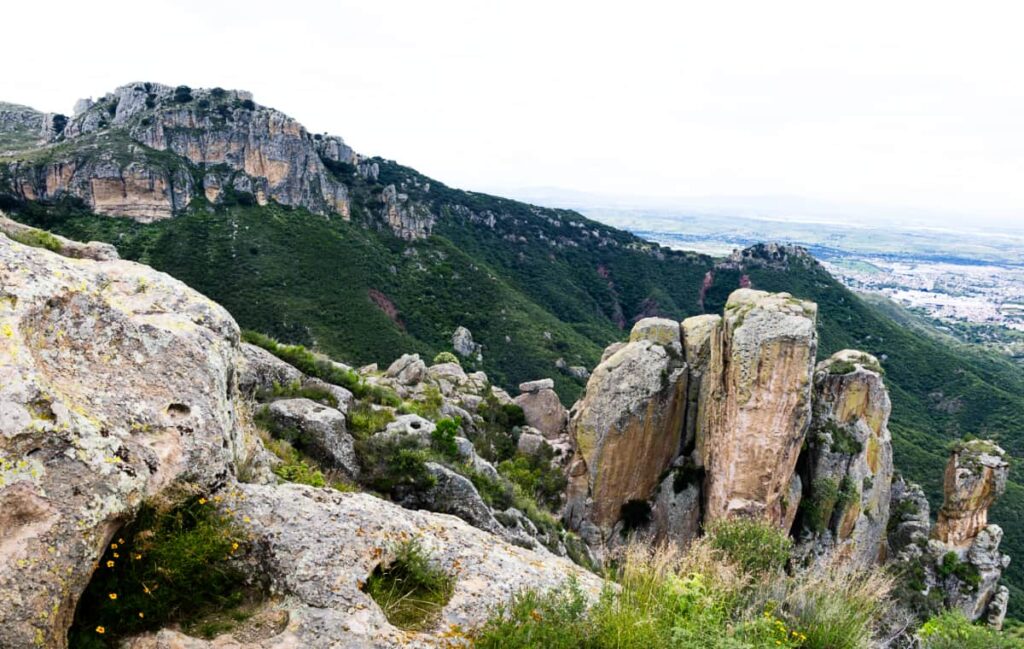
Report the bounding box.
[5,0,1024,228]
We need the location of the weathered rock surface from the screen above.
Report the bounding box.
[933,440,1009,547]
[702,289,817,526]
[397,462,503,534]
[0,227,244,648]
[385,353,427,385]
[797,350,893,570]
[264,399,359,479]
[237,342,303,397]
[381,183,435,240]
[514,381,568,438]
[158,484,602,648]
[565,317,688,546]
[650,471,702,549]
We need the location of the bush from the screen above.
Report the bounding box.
[431,417,461,459]
[432,351,460,365]
[919,611,1018,648]
[174,85,193,103]
[397,385,443,419]
[347,401,395,438]
[938,551,981,589]
[67,495,251,647]
[498,450,567,510]
[240,98,256,110]
[363,540,454,631]
[355,434,435,494]
[707,519,792,575]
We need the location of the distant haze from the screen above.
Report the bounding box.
[5,0,1023,229]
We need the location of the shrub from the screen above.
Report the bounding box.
[707,518,792,575]
[919,610,1017,648]
[174,85,193,103]
[355,434,435,494]
[363,540,454,631]
[397,385,443,419]
[432,351,460,365]
[347,401,395,438]
[257,427,327,488]
[66,495,251,647]
[803,477,840,533]
[497,450,567,510]
[7,228,62,252]
[240,98,256,110]
[828,360,857,375]
[938,552,981,589]
[431,417,461,460]
[779,568,893,649]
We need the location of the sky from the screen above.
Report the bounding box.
[4,0,1024,229]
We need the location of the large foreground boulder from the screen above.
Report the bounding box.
[127,484,603,648]
[0,229,244,648]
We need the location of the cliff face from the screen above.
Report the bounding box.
[2,84,356,224]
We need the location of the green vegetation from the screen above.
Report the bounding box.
[363,539,454,631]
[430,416,460,460]
[355,433,435,494]
[67,494,252,648]
[474,521,892,649]
[497,448,568,511]
[706,518,792,575]
[919,611,1019,648]
[432,351,460,365]
[261,379,338,407]
[938,551,982,589]
[347,401,396,438]
[5,227,62,252]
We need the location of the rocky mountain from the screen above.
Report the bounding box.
[2,82,1023,623]
[2,222,1015,646]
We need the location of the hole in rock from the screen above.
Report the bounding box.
[361,539,454,631]
[619,499,653,536]
[165,403,191,420]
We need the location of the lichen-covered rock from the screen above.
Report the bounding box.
[933,440,1009,547]
[264,399,358,480]
[0,227,243,648]
[681,313,721,462]
[888,476,931,556]
[797,350,893,570]
[381,183,435,240]
[701,289,817,526]
[140,483,603,648]
[650,471,702,549]
[565,317,688,546]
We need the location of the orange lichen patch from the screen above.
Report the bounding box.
[836,381,868,424]
[837,498,861,540]
[866,436,881,474]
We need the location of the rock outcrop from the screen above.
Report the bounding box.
[933,440,1010,546]
[0,227,246,648]
[795,350,893,570]
[701,289,818,525]
[3,83,356,222]
[564,317,688,546]
[0,214,118,261]
[263,398,359,480]
[888,441,1011,627]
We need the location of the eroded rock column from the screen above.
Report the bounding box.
[702,289,818,526]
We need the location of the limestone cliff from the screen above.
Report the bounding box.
[2,84,358,225]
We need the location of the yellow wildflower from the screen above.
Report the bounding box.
[110,543,118,550]
[199,498,207,505]
[108,593,117,600]
[96,626,105,634]
[113,553,120,558]
[138,612,145,618]
[106,560,115,568]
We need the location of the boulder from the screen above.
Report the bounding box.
[514,386,568,439]
[888,477,931,555]
[565,317,688,546]
[797,350,894,570]
[519,378,555,393]
[397,462,502,534]
[701,289,818,526]
[0,228,243,648]
[301,377,354,413]
[452,325,477,358]
[1,214,119,261]
[384,413,436,437]
[385,353,427,386]
[264,399,358,480]
[681,314,721,460]
[650,471,702,549]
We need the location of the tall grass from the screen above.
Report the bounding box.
[474,520,897,649]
